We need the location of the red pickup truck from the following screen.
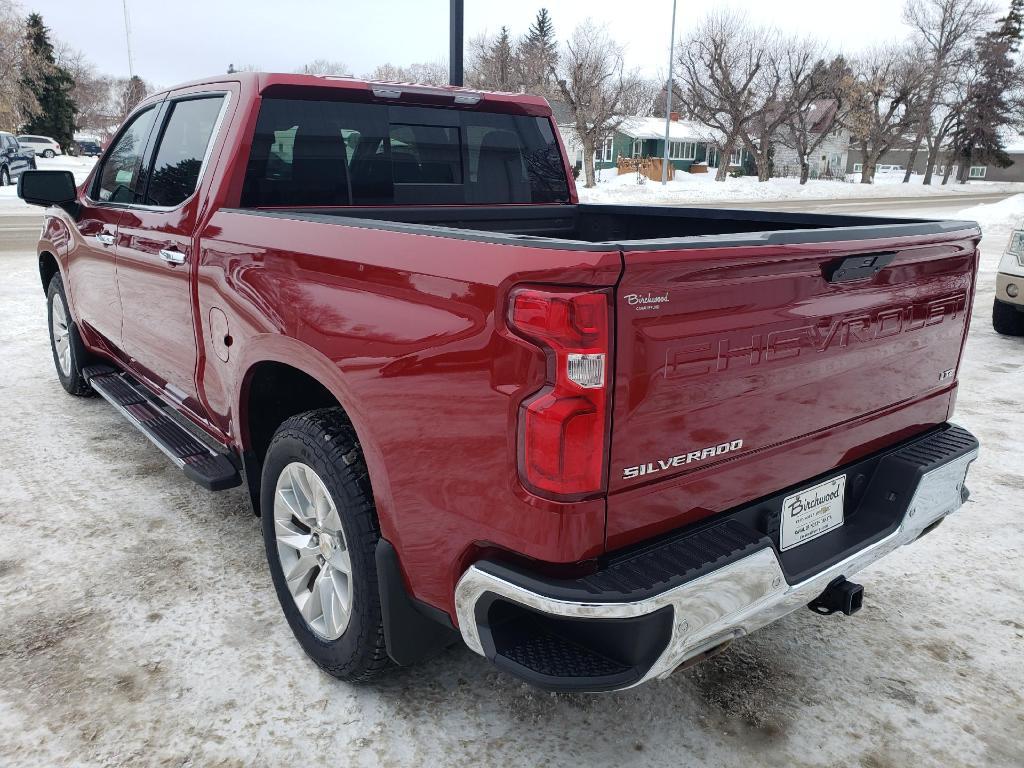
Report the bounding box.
[19,73,980,692]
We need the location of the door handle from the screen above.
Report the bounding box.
[158,248,186,266]
[95,233,114,246]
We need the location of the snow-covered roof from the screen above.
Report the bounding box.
[616,117,722,143]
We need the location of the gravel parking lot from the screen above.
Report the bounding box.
[0,202,1021,768]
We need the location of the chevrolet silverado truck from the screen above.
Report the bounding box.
[19,73,980,692]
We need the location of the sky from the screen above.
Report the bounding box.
[20,0,1013,88]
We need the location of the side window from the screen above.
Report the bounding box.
[96,106,158,203]
[144,96,225,207]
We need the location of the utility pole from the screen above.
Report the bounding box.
[661,0,677,185]
[122,0,135,78]
[450,0,464,86]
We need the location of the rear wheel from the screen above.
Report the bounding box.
[0,166,9,186]
[260,408,390,681]
[993,298,1024,336]
[47,273,92,396]
[42,149,55,158]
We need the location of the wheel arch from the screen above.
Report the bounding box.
[234,346,393,534]
[39,250,60,295]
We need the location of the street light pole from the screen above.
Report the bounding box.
[661,0,677,185]
[450,0,464,86]
[122,0,135,78]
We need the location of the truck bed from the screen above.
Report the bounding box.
[232,202,976,248]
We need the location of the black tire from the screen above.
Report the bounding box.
[993,298,1024,336]
[0,166,9,186]
[43,149,55,158]
[260,408,390,681]
[46,273,93,396]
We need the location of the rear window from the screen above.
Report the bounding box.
[241,97,569,207]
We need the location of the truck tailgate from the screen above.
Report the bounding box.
[607,229,980,548]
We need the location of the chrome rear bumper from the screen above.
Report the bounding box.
[454,434,977,691]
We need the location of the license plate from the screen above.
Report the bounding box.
[780,474,846,551]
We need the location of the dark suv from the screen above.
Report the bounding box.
[69,139,102,157]
[0,132,35,186]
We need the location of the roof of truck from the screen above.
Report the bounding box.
[149,72,553,116]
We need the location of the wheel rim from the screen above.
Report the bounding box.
[273,461,353,640]
[50,295,71,377]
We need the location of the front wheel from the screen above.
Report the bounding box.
[0,166,9,186]
[260,408,390,681]
[993,298,1024,336]
[47,273,93,396]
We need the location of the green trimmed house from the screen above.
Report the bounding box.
[559,114,751,175]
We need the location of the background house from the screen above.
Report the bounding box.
[846,133,1024,182]
[557,113,751,176]
[774,99,849,179]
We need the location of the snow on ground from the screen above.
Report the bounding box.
[578,168,1024,205]
[0,198,1021,767]
[0,156,96,216]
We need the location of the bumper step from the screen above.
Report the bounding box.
[475,518,770,605]
[457,423,979,691]
[83,365,240,491]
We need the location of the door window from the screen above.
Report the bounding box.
[95,106,158,203]
[144,96,226,207]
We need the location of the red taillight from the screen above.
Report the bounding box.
[509,287,611,499]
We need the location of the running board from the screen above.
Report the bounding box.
[82,365,241,491]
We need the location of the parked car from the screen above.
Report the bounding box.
[17,72,981,692]
[0,131,35,186]
[994,224,1024,335]
[16,134,61,158]
[68,139,102,157]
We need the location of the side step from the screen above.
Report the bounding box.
[83,365,241,491]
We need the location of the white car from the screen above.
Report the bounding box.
[994,226,1024,335]
[16,134,62,158]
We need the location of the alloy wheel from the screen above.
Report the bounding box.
[51,295,71,377]
[273,461,353,640]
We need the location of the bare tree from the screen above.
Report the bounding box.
[403,60,449,86]
[779,50,854,184]
[676,12,770,181]
[113,75,149,122]
[0,0,40,130]
[55,43,113,132]
[297,59,351,76]
[848,46,927,183]
[901,0,996,182]
[362,60,447,86]
[364,63,405,81]
[550,20,642,188]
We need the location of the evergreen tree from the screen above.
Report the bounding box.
[526,8,557,59]
[950,0,1024,180]
[20,13,76,146]
[516,8,558,95]
[493,27,514,90]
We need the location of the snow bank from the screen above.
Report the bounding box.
[952,193,1024,275]
[577,170,1024,205]
[0,156,96,216]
